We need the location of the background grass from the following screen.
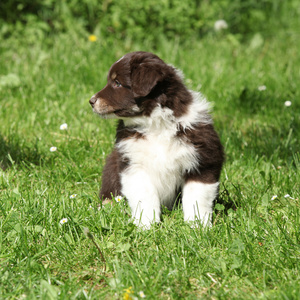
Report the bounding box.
[1,1,300,299]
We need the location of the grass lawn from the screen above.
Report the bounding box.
[0,27,299,299]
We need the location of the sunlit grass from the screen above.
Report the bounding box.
[0,27,299,299]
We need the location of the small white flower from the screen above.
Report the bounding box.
[115,195,123,202]
[214,20,228,31]
[60,218,68,225]
[258,85,267,91]
[60,123,68,130]
[83,227,90,236]
[271,195,277,201]
[284,101,292,107]
[70,194,77,199]
[50,146,57,152]
[138,291,146,298]
[284,194,294,199]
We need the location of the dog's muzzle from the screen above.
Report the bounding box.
[89,96,97,107]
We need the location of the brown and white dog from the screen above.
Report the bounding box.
[89,51,224,229]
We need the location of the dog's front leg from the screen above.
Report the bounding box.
[121,169,160,229]
[182,180,219,227]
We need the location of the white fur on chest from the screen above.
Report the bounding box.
[118,107,198,208]
[116,96,215,228]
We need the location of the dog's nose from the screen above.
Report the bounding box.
[89,96,97,107]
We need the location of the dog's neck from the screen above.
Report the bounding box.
[123,105,178,137]
[122,91,212,135]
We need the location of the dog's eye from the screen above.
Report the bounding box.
[114,80,122,88]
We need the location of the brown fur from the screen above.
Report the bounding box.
[89,51,224,203]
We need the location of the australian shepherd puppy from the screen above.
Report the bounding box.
[89,51,224,229]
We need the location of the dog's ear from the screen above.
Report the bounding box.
[131,63,165,98]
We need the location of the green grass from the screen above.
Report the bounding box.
[1,28,300,299]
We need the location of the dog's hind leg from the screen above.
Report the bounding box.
[182,180,219,227]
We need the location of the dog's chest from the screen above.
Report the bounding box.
[119,133,196,171]
[117,130,198,205]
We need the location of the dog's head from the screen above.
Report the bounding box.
[89,51,190,118]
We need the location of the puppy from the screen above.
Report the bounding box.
[89,51,224,228]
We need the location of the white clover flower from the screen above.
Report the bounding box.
[60,123,68,130]
[214,20,228,31]
[50,146,57,152]
[60,218,68,225]
[115,195,123,202]
[138,291,146,298]
[271,195,277,201]
[70,194,77,199]
[284,101,292,107]
[258,85,267,91]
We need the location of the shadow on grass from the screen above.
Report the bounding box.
[215,182,238,212]
[0,134,42,170]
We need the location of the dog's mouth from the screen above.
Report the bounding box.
[93,107,118,119]
[89,96,142,118]
[99,109,125,119]
[99,108,142,119]
[89,96,116,116]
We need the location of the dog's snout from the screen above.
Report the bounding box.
[89,96,97,107]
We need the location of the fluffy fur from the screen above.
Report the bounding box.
[89,51,224,228]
